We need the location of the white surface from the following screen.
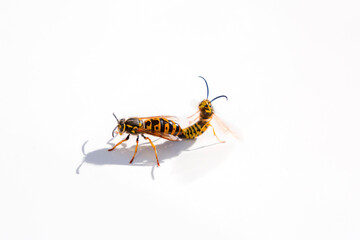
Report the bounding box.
[1,1,360,239]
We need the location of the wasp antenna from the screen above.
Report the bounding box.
[112,125,118,137]
[210,95,228,102]
[112,113,120,123]
[198,76,209,99]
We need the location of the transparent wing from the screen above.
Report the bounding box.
[213,114,241,140]
[187,110,200,125]
[138,115,179,121]
[187,110,199,119]
[136,128,182,142]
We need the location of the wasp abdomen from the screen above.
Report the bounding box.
[179,119,209,139]
[143,118,182,137]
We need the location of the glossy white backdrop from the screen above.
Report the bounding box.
[1,1,359,239]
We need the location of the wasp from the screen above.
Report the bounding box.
[178,76,228,142]
[108,115,183,166]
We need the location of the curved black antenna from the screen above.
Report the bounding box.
[112,113,120,137]
[112,125,118,137]
[210,95,228,102]
[112,113,120,124]
[198,76,209,99]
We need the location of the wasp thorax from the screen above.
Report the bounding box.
[199,99,214,119]
[125,118,140,127]
[123,118,142,134]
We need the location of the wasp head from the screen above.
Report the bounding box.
[117,119,126,135]
[198,76,228,120]
[199,99,213,119]
[112,113,126,137]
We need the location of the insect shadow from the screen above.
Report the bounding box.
[77,137,197,179]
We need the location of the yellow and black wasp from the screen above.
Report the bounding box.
[109,76,229,166]
[179,76,228,142]
[108,115,183,166]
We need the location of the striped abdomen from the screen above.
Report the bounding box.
[142,117,182,137]
[179,119,210,139]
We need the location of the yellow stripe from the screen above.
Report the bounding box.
[170,120,176,135]
[145,120,152,130]
[193,125,199,136]
[154,118,160,132]
[164,122,169,134]
[195,123,201,136]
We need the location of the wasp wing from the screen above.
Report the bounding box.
[136,128,182,141]
[187,110,200,119]
[137,115,179,121]
[213,114,241,140]
[187,110,200,125]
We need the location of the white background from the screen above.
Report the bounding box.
[1,0,359,239]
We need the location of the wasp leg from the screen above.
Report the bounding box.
[208,124,225,143]
[108,134,130,151]
[129,135,139,164]
[141,134,160,167]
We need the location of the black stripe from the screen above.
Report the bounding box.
[194,123,200,132]
[160,118,164,133]
[190,126,195,137]
[151,119,160,131]
[174,123,180,135]
[145,120,151,130]
[186,127,191,137]
[168,121,173,134]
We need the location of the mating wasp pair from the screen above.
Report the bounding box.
[108,76,229,166]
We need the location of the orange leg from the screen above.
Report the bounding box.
[200,122,209,133]
[108,134,130,151]
[142,134,160,166]
[208,124,225,143]
[129,135,139,164]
